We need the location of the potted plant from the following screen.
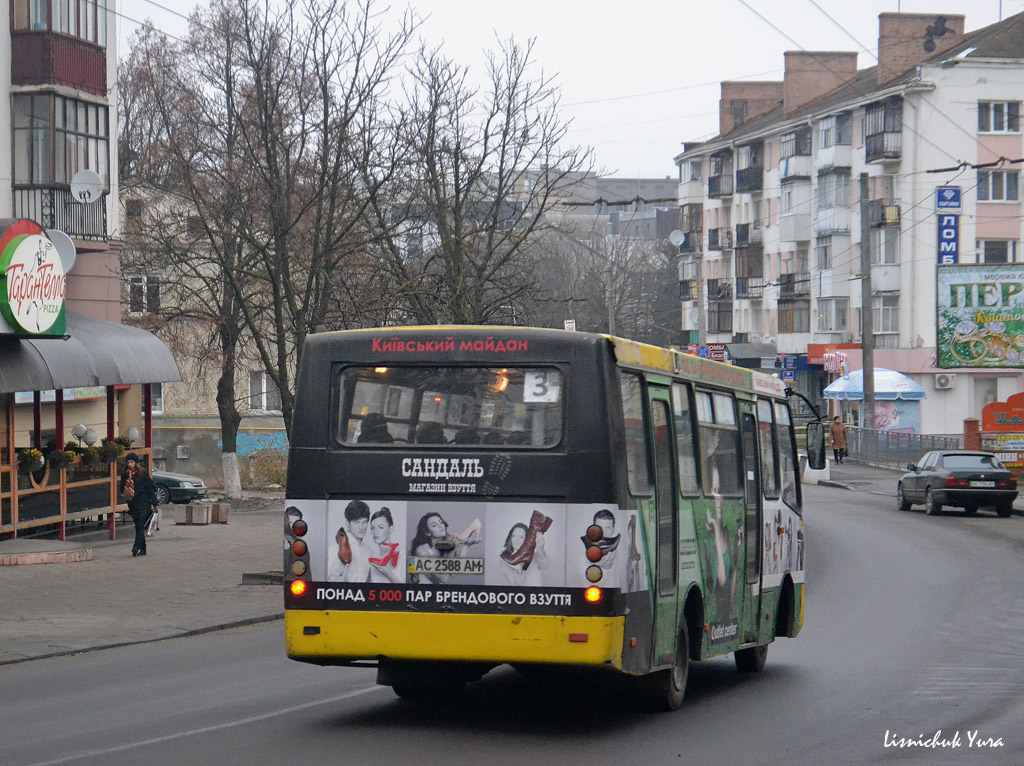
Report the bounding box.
[100,438,124,464]
[47,449,76,471]
[17,448,44,473]
[114,435,132,451]
[81,446,101,468]
[64,440,83,455]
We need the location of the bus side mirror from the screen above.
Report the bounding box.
[805,422,826,470]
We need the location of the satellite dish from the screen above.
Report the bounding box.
[46,229,77,274]
[688,308,699,322]
[69,169,105,204]
[669,229,685,247]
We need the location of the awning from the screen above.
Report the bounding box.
[0,313,181,394]
[822,367,926,401]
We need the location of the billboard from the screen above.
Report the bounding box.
[937,264,1024,368]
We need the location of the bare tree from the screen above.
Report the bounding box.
[369,37,592,324]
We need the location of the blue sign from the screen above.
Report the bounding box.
[936,185,961,210]
[696,345,711,359]
[781,369,797,383]
[938,214,959,264]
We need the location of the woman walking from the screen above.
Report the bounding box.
[829,416,848,464]
[119,452,159,557]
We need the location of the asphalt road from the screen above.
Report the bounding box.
[1,484,1021,766]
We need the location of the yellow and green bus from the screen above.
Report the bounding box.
[284,326,824,710]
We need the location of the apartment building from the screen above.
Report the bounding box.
[675,11,1024,435]
[2,2,179,538]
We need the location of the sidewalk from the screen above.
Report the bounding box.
[0,494,285,666]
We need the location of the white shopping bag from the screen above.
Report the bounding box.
[147,510,160,536]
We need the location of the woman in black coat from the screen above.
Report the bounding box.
[119,452,159,557]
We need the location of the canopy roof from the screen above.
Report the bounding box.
[0,313,181,394]
[823,367,925,401]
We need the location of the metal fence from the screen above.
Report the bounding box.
[845,427,961,469]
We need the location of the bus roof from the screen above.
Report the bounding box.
[301,326,788,399]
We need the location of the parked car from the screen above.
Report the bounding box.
[152,469,208,505]
[897,450,1017,517]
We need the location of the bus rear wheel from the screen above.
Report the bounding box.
[734,643,768,673]
[640,622,689,712]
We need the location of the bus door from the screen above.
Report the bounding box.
[738,404,763,643]
[648,385,680,666]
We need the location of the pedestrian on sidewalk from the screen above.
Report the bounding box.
[119,452,159,557]
[829,416,848,464]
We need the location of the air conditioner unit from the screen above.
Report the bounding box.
[934,373,957,390]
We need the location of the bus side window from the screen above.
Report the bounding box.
[696,390,742,497]
[774,402,800,510]
[756,399,779,499]
[671,382,700,495]
[619,371,652,496]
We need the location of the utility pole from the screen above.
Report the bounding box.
[695,247,707,345]
[859,173,876,431]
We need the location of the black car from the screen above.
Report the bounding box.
[152,469,208,505]
[897,450,1017,517]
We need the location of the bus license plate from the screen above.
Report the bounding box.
[408,557,485,575]
[970,481,995,488]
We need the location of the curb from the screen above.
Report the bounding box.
[0,547,93,566]
[820,478,1024,517]
[0,612,284,667]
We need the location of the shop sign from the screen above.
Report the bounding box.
[0,219,67,336]
[937,264,1024,368]
[937,214,959,265]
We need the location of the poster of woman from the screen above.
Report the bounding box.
[326,500,407,583]
[406,502,485,584]
[483,503,565,588]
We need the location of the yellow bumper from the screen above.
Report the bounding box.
[286,610,625,669]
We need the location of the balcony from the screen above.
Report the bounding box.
[736,277,764,299]
[736,166,763,193]
[708,174,734,199]
[11,32,106,96]
[735,223,763,247]
[13,186,107,240]
[816,207,851,235]
[869,201,901,228]
[678,178,704,203]
[707,279,733,301]
[735,248,763,279]
[779,271,810,298]
[779,212,812,242]
[679,279,696,302]
[708,228,733,251]
[779,154,812,182]
[866,131,902,163]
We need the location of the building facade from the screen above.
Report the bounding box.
[675,11,1024,434]
[2,2,179,539]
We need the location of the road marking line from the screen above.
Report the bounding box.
[19,685,385,766]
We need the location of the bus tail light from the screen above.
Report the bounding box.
[585,545,603,562]
[291,519,308,536]
[291,560,308,577]
[585,565,603,583]
[584,586,602,603]
[290,580,308,597]
[291,540,308,556]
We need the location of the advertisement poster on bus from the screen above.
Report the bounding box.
[289,498,649,613]
[937,264,1024,368]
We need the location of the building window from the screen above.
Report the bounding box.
[873,295,899,333]
[13,94,110,186]
[978,101,1021,133]
[817,171,850,209]
[977,170,1019,202]
[816,236,833,270]
[819,112,852,148]
[817,297,848,332]
[13,0,108,45]
[778,300,810,333]
[977,239,1018,263]
[780,126,811,159]
[871,228,900,265]
[151,383,164,415]
[249,371,282,412]
[128,275,161,315]
[125,199,144,220]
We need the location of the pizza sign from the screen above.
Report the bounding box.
[0,219,67,336]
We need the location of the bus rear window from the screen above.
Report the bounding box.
[336,366,563,447]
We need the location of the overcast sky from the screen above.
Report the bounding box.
[117,1,1019,179]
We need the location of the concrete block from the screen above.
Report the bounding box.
[211,503,231,524]
[175,504,212,525]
